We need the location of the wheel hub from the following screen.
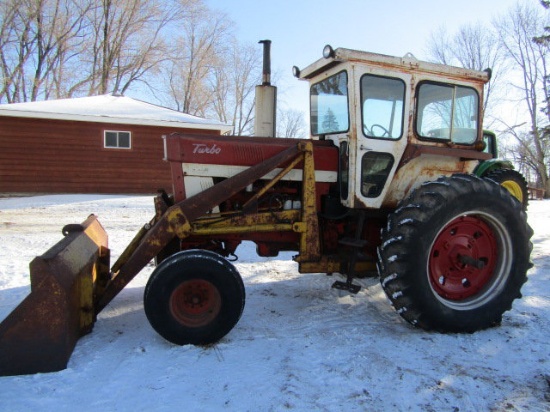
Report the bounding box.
[501,180,524,204]
[169,279,222,327]
[429,215,498,301]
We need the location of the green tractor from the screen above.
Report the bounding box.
[476,130,529,209]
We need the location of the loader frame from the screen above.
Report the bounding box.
[1,140,332,375]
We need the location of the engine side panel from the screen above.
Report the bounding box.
[164,133,339,203]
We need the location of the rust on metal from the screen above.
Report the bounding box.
[0,215,109,376]
[192,210,299,235]
[384,151,477,208]
[397,143,492,170]
[296,141,321,262]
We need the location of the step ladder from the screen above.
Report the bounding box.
[331,211,367,294]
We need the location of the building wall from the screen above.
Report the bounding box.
[0,116,220,194]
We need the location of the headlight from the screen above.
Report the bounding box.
[323,45,335,59]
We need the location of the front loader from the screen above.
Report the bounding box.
[0,44,533,376]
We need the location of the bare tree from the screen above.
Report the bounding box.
[228,42,261,135]
[75,0,190,96]
[163,3,232,116]
[426,22,506,119]
[147,4,262,135]
[277,107,307,138]
[494,2,550,195]
[209,63,230,125]
[208,40,261,135]
[0,0,199,101]
[0,0,23,102]
[34,0,94,100]
[534,1,550,123]
[0,0,90,103]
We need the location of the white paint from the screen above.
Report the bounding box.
[181,163,338,183]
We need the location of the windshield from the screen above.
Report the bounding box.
[310,71,349,135]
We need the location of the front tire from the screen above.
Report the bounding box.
[378,174,533,332]
[485,168,529,210]
[144,249,245,345]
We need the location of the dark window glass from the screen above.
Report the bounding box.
[361,152,394,198]
[104,131,131,149]
[339,142,349,200]
[105,132,118,148]
[118,132,130,148]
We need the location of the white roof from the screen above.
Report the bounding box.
[298,47,490,85]
[0,94,232,133]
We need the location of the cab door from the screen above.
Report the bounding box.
[350,69,411,209]
[309,69,354,204]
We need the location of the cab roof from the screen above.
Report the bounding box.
[296,46,491,85]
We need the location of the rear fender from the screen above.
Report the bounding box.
[474,159,514,177]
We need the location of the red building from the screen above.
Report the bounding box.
[0,94,231,194]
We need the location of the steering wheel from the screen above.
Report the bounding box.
[368,124,390,137]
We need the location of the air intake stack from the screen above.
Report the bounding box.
[254,40,277,137]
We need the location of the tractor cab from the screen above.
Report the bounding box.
[294,46,492,209]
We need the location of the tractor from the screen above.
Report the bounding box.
[476,130,529,209]
[0,43,533,376]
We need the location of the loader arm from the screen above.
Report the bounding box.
[95,141,317,314]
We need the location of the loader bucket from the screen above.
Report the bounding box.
[0,215,109,376]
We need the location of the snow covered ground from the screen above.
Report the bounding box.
[0,194,548,411]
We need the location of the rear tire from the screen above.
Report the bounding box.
[144,249,245,345]
[378,174,533,332]
[485,168,529,210]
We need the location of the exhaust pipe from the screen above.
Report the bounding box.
[254,40,277,137]
[261,39,272,85]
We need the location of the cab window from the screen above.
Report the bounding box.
[416,82,479,144]
[310,71,349,135]
[361,74,405,140]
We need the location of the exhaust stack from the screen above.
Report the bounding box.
[254,40,277,137]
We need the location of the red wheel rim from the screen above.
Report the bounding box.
[429,215,498,301]
[169,279,222,327]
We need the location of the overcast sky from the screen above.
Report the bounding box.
[207,0,523,116]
